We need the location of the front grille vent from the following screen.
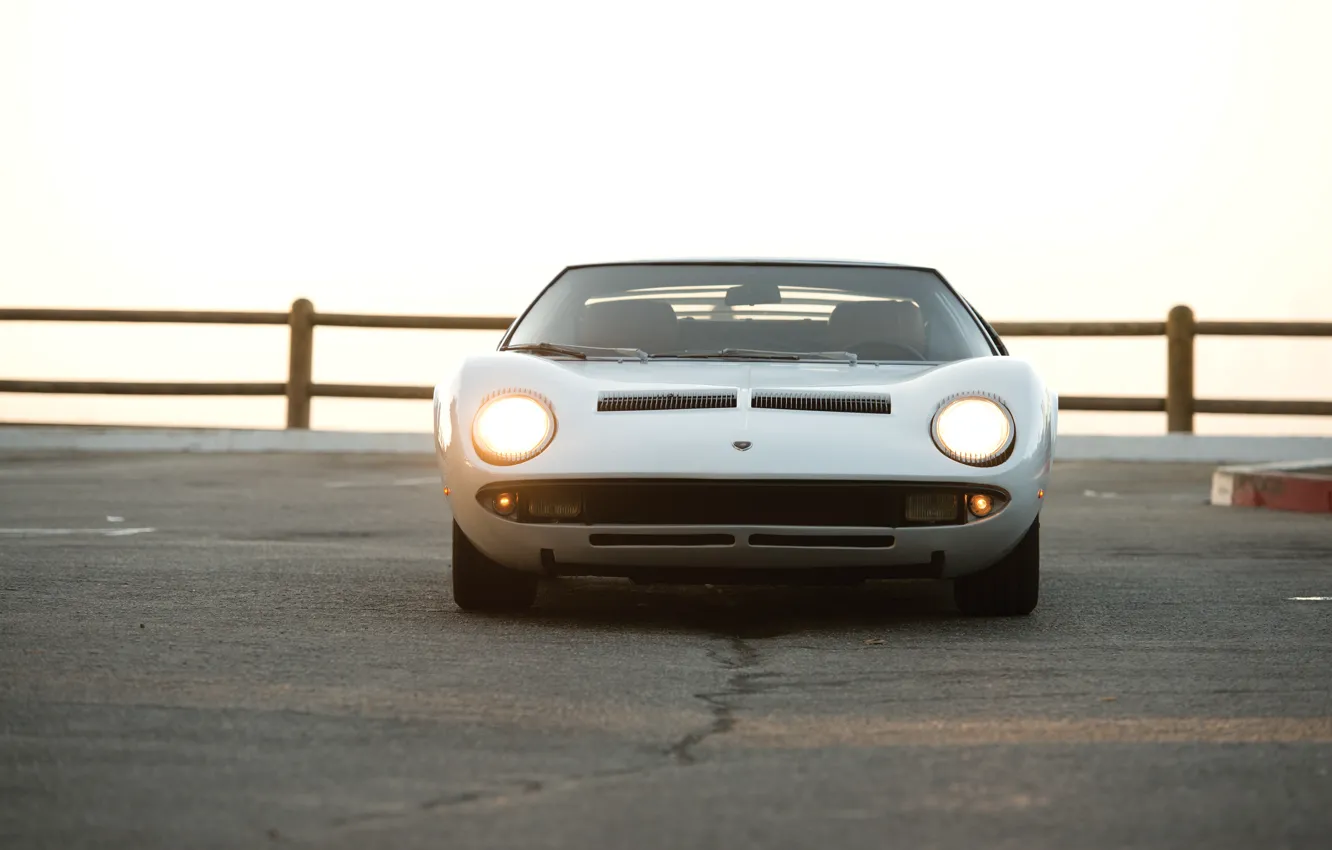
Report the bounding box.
[597,389,738,412]
[751,390,891,414]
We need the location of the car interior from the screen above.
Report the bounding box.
[573,286,959,361]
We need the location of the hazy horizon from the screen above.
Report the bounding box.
[2,0,1328,435]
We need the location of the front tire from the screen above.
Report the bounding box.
[451,520,538,612]
[953,518,1039,616]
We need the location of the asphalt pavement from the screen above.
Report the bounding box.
[2,452,1330,849]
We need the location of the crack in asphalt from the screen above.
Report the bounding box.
[333,777,563,826]
[328,767,651,830]
[331,634,775,832]
[665,636,775,765]
[419,778,545,810]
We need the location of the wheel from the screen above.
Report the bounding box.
[451,520,538,612]
[953,518,1039,616]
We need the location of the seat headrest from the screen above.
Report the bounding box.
[577,299,679,352]
[828,300,927,354]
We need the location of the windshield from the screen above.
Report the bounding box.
[503,263,996,362]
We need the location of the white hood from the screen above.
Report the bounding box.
[439,353,1054,482]
[539,358,942,391]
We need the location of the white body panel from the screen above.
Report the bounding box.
[434,353,1056,580]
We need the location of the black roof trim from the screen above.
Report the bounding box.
[561,258,942,275]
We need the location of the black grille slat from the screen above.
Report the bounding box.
[749,533,896,548]
[590,533,735,547]
[597,390,738,412]
[751,390,891,414]
[482,481,998,528]
[582,483,893,526]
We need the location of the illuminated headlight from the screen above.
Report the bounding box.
[930,393,1015,467]
[471,391,556,465]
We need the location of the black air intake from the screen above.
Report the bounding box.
[597,389,738,412]
[751,390,891,414]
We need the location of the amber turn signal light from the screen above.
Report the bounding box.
[493,492,516,516]
[968,494,993,517]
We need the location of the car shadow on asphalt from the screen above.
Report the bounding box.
[482,577,1004,639]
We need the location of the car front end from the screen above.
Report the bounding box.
[436,354,1054,583]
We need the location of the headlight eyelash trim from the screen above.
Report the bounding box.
[932,389,1009,412]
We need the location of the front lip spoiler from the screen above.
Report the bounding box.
[539,548,947,583]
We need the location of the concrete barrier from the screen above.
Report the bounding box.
[1210,459,1332,514]
[3,424,1332,463]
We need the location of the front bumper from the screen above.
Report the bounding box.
[437,398,1050,580]
[444,473,1041,580]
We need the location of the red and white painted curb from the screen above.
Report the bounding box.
[1211,459,1332,514]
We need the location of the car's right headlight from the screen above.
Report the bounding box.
[471,391,556,465]
[931,393,1015,467]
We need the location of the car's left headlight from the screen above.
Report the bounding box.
[931,393,1015,467]
[471,391,556,465]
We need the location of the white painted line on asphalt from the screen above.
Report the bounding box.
[324,477,437,489]
[1073,490,1203,503]
[1287,596,1332,602]
[0,528,157,537]
[106,516,125,522]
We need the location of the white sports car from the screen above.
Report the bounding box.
[433,260,1056,616]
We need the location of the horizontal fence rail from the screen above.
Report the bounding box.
[0,380,286,396]
[988,321,1168,336]
[0,308,290,325]
[1,300,1329,432]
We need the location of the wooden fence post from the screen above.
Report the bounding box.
[286,298,314,429]
[1166,304,1195,433]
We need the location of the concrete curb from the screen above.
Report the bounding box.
[0,425,434,454]
[4,425,1332,463]
[1210,459,1332,514]
[1052,435,1332,464]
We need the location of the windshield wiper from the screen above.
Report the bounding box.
[651,348,858,365]
[505,342,648,362]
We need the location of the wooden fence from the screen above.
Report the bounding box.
[2,300,1329,432]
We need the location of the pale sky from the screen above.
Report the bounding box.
[1,0,1329,434]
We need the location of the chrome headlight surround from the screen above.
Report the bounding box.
[471,389,557,466]
[930,391,1016,468]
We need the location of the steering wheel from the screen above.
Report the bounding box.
[845,340,927,361]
